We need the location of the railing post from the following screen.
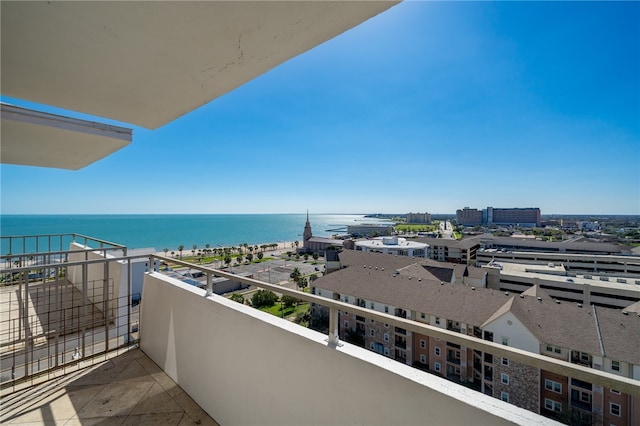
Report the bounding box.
[328,306,340,347]
[205,271,213,297]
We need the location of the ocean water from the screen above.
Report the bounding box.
[0,214,390,254]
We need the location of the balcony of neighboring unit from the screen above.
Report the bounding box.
[4,236,640,426]
[484,366,493,382]
[394,338,407,349]
[356,315,366,322]
[394,326,407,335]
[570,398,592,413]
[394,308,407,319]
[447,320,461,333]
[570,378,593,391]
[570,351,592,367]
[447,350,461,365]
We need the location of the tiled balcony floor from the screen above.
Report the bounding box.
[0,348,219,425]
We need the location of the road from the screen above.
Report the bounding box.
[439,220,454,239]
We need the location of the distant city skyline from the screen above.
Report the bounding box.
[1,2,638,215]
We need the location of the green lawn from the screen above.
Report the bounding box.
[259,302,310,319]
[395,224,438,233]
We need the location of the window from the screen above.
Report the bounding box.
[546,344,561,354]
[384,333,389,342]
[384,306,389,313]
[610,402,621,417]
[370,302,375,309]
[501,337,509,346]
[545,379,562,393]
[501,357,509,366]
[501,373,509,385]
[383,347,389,356]
[344,321,349,328]
[434,347,441,356]
[434,362,441,372]
[421,313,426,319]
[500,392,509,402]
[420,339,426,349]
[420,354,426,364]
[435,317,441,325]
[545,398,562,413]
[611,360,620,372]
[370,343,375,350]
[370,329,375,336]
[610,389,621,395]
[384,323,389,328]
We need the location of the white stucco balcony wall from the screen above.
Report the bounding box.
[140,272,558,426]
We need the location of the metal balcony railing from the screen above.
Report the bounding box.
[1,241,144,394]
[148,254,640,398]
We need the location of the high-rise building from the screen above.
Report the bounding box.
[457,207,483,226]
[457,207,541,227]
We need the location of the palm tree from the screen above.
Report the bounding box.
[257,252,263,261]
[163,248,168,257]
[178,245,184,259]
[224,255,232,268]
[290,267,302,285]
[171,251,175,258]
[192,244,197,257]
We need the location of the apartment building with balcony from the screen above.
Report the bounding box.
[415,234,484,264]
[311,251,640,425]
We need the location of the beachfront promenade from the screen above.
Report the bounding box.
[155,240,300,259]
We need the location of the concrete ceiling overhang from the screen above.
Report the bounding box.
[1,103,132,170]
[1,1,398,130]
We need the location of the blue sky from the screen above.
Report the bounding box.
[2,1,639,215]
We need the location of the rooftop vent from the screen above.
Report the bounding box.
[504,291,509,296]
[537,297,542,302]
[363,265,367,268]
[577,303,583,307]
[519,294,524,298]
[471,287,476,290]
[440,281,444,286]
[622,311,629,316]
[418,278,422,281]
[555,300,561,304]
[381,268,385,271]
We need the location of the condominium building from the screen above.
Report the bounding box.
[311,251,640,425]
[406,212,431,224]
[457,207,541,227]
